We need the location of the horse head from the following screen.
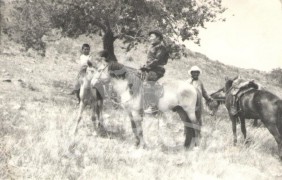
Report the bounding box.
[224,76,240,93]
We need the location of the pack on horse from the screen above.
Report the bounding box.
[224,77,282,159]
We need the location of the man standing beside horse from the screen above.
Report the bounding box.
[188,66,213,104]
[141,30,169,114]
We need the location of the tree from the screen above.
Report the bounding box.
[2,0,226,57]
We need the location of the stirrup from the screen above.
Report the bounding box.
[144,106,158,114]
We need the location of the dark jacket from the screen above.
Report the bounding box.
[146,42,169,69]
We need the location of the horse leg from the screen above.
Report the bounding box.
[186,110,201,146]
[230,115,237,145]
[97,99,105,132]
[76,89,80,104]
[240,116,247,141]
[253,119,258,127]
[173,106,196,148]
[263,121,282,159]
[74,101,85,134]
[129,111,145,148]
[90,102,97,130]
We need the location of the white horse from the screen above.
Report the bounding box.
[90,61,203,147]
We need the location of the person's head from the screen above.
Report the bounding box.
[148,30,163,45]
[189,66,201,80]
[81,44,90,55]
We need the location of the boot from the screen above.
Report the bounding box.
[144,83,159,114]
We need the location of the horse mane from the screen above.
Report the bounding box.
[108,62,143,97]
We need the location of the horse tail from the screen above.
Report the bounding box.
[277,100,282,136]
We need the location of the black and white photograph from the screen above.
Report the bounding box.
[1,0,282,179]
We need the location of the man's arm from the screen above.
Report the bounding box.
[201,82,212,101]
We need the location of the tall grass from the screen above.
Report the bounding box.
[1,34,282,179]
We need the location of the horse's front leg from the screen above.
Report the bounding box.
[239,116,247,140]
[97,99,105,132]
[230,115,237,145]
[74,101,86,134]
[129,111,146,148]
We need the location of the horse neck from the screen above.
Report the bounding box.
[111,72,143,99]
[111,78,129,94]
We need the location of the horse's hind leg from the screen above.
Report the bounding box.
[129,111,145,148]
[229,114,238,145]
[263,121,282,159]
[173,106,196,148]
[253,119,258,127]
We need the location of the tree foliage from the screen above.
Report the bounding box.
[2,0,226,57]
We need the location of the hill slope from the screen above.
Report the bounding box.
[1,34,282,179]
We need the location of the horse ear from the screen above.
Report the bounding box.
[87,61,93,67]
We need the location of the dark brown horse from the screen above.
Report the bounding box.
[224,77,282,159]
[207,88,259,127]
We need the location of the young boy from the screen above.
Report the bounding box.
[70,43,94,96]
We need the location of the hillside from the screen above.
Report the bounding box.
[1,34,282,179]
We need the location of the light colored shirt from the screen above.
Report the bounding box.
[80,54,92,67]
[188,78,211,101]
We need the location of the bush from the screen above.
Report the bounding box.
[268,68,282,85]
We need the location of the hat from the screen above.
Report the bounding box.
[148,30,163,40]
[189,66,202,74]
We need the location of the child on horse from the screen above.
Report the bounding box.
[70,43,96,96]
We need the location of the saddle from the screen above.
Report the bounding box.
[234,81,259,112]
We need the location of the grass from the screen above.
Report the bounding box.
[1,34,282,179]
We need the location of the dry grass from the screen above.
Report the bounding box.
[1,34,282,179]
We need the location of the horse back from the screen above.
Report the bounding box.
[240,90,280,119]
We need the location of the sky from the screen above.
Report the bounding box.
[185,0,282,72]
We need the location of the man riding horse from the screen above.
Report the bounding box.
[141,30,169,114]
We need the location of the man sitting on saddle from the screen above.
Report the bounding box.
[229,77,260,116]
[188,66,213,104]
[141,30,169,114]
